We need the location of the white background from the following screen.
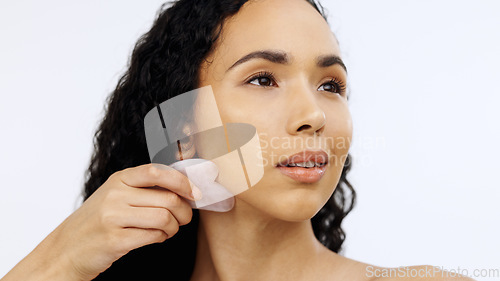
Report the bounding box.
[1,1,499,280]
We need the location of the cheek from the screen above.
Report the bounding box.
[325,104,353,161]
[215,95,266,125]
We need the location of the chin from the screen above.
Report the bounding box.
[276,193,330,222]
[237,189,330,222]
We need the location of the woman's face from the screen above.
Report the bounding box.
[196,0,352,221]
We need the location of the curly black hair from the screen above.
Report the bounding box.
[82,0,356,280]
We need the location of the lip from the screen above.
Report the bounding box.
[275,149,329,167]
[275,149,329,184]
[276,165,327,183]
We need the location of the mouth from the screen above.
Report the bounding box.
[275,149,329,168]
[275,150,329,183]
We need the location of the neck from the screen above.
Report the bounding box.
[189,199,336,281]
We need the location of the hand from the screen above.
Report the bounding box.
[2,163,202,281]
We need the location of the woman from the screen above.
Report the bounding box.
[1,0,473,280]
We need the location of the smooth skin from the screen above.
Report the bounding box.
[0,0,476,280]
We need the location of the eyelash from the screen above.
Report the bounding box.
[246,71,347,95]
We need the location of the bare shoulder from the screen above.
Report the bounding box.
[318,249,476,281]
[368,265,477,281]
[321,253,383,281]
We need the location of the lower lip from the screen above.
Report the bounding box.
[276,165,327,183]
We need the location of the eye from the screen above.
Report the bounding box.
[247,71,277,87]
[318,78,346,95]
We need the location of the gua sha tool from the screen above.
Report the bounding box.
[144,85,264,212]
[169,159,235,212]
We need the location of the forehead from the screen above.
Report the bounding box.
[206,0,341,68]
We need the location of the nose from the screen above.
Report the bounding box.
[285,82,326,136]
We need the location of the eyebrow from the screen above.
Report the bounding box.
[226,49,347,74]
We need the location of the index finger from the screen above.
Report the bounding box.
[117,163,202,201]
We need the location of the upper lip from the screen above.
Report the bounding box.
[276,149,329,167]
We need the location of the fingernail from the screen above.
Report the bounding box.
[191,185,203,201]
[187,179,203,201]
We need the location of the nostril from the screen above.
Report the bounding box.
[315,126,324,135]
[297,124,311,132]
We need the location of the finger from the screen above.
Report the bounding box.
[120,228,169,251]
[122,195,193,227]
[118,207,181,237]
[124,188,193,224]
[123,185,190,208]
[117,205,191,231]
[117,163,201,201]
